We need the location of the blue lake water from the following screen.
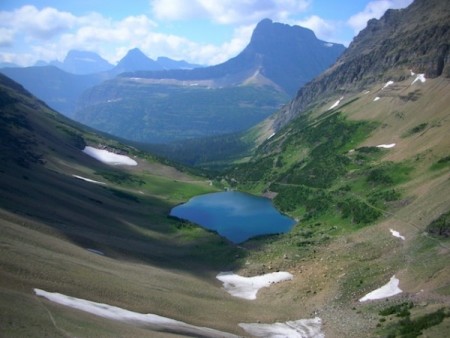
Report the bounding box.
[170,191,296,244]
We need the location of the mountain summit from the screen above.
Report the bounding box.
[122,19,345,96]
[241,18,345,94]
[57,50,114,74]
[113,48,164,74]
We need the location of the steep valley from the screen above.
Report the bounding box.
[1,0,450,336]
[1,68,449,338]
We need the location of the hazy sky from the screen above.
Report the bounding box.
[0,0,413,66]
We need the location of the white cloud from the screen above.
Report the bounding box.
[199,24,255,65]
[296,15,341,42]
[347,0,413,34]
[0,4,254,66]
[151,0,311,24]
[0,5,77,40]
[0,28,14,47]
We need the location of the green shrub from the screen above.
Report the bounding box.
[368,189,401,206]
[367,168,394,185]
[430,155,450,171]
[426,210,450,237]
[379,302,413,317]
[338,197,382,224]
[402,123,428,137]
[398,308,448,337]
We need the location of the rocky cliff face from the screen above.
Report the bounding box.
[271,0,449,130]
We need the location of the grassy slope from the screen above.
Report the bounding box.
[0,78,248,336]
[226,76,450,337]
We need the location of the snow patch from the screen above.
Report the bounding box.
[216,271,293,300]
[376,143,396,149]
[34,289,237,337]
[410,70,416,76]
[328,96,344,110]
[382,81,394,89]
[239,317,324,338]
[390,229,405,240]
[87,248,105,255]
[324,42,333,47]
[82,146,137,166]
[363,90,370,94]
[412,74,426,85]
[267,132,276,140]
[373,96,380,101]
[73,175,105,185]
[359,275,402,302]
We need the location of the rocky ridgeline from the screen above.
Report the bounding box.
[272,0,450,131]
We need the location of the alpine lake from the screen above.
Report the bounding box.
[170,191,296,243]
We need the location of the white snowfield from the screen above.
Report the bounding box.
[376,143,396,149]
[390,229,405,240]
[382,80,394,89]
[216,271,293,300]
[82,146,137,166]
[412,73,426,85]
[239,317,324,338]
[34,289,238,338]
[373,96,380,101]
[359,275,402,302]
[72,175,106,185]
[328,96,344,110]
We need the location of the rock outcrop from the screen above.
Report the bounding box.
[271,0,450,131]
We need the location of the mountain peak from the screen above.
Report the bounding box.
[50,49,113,74]
[251,18,317,46]
[65,50,105,61]
[242,19,345,94]
[125,48,146,57]
[114,48,163,73]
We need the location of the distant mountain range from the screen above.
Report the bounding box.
[0,49,203,116]
[73,19,345,143]
[31,49,203,75]
[1,19,345,142]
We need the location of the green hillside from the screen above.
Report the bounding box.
[223,75,450,336]
[75,79,289,143]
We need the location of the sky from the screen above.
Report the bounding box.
[0,0,414,67]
